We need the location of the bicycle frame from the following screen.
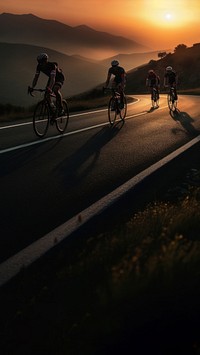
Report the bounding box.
[28,87,56,110]
[28,87,69,137]
[167,86,177,111]
[151,86,159,108]
[103,87,127,125]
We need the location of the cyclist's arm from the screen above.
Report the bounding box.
[156,76,160,87]
[31,72,40,88]
[163,76,168,87]
[121,72,126,85]
[47,69,56,91]
[105,72,111,87]
[118,71,126,90]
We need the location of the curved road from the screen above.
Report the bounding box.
[0,94,200,263]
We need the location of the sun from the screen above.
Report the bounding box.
[165,13,173,20]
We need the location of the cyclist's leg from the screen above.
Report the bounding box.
[111,81,117,109]
[156,86,160,99]
[155,86,159,107]
[53,82,64,114]
[150,86,154,101]
[174,85,178,100]
[117,84,125,108]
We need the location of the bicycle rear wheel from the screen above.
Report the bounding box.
[167,94,177,111]
[120,95,127,120]
[108,97,117,125]
[33,101,49,137]
[151,89,159,108]
[56,100,69,133]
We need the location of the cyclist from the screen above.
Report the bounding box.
[105,60,126,108]
[164,66,178,100]
[146,69,160,107]
[29,53,65,115]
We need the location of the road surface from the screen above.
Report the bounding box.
[0,94,200,263]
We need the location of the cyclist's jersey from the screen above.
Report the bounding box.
[147,73,160,87]
[108,66,126,84]
[164,70,176,85]
[36,61,65,83]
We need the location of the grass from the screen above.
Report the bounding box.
[1,159,200,354]
[0,88,135,123]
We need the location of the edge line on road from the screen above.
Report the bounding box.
[0,134,200,287]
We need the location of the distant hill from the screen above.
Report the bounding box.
[100,50,172,72]
[0,13,149,59]
[0,42,107,106]
[125,43,200,94]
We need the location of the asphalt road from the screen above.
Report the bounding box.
[0,94,200,263]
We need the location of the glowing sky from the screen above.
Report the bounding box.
[1,0,200,49]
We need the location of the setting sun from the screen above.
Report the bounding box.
[1,0,200,50]
[165,13,173,20]
[141,0,198,28]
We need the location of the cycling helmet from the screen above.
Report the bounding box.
[166,66,173,71]
[37,53,48,63]
[111,60,119,66]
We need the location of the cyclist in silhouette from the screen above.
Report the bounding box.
[105,60,126,108]
[29,53,65,115]
[146,69,160,107]
[164,66,178,100]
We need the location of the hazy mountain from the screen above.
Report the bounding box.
[100,50,172,71]
[0,42,108,106]
[0,13,149,59]
[125,43,200,94]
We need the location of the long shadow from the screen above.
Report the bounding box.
[54,123,123,187]
[170,109,200,137]
[147,105,160,113]
[0,137,62,177]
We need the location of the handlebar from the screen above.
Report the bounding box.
[103,87,120,96]
[27,86,56,97]
[28,86,45,97]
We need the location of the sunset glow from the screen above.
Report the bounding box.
[1,0,200,50]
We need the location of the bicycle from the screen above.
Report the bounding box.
[28,87,69,138]
[167,86,178,111]
[103,87,127,125]
[151,86,159,108]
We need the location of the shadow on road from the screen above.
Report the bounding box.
[170,109,200,136]
[55,124,123,186]
[0,137,62,177]
[147,106,159,113]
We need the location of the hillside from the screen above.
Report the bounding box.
[0,42,108,106]
[100,50,171,72]
[0,42,169,107]
[125,43,200,94]
[0,13,149,59]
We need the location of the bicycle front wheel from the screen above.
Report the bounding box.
[120,95,127,120]
[56,100,69,133]
[108,97,117,125]
[33,101,49,138]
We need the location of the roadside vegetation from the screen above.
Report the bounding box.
[0,89,134,122]
[1,151,200,354]
[0,93,107,122]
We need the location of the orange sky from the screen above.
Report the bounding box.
[1,0,200,50]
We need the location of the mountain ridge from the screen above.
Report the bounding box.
[0,13,150,58]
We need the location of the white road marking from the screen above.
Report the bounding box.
[0,134,200,287]
[0,99,148,155]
